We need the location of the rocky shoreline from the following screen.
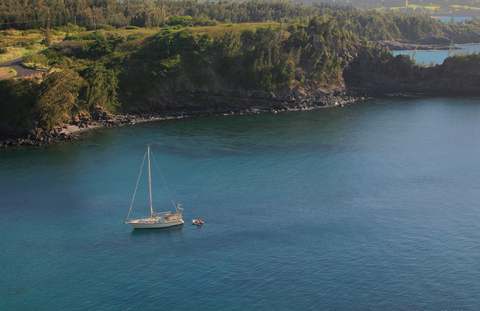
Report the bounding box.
[0,113,155,148]
[379,40,457,51]
[0,92,364,148]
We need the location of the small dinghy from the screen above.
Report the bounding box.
[192,218,205,226]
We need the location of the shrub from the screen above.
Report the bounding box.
[96,24,115,31]
[56,23,86,33]
[15,41,35,48]
[167,16,194,27]
[193,18,217,26]
[82,64,119,112]
[23,53,49,69]
[166,16,217,27]
[126,34,142,41]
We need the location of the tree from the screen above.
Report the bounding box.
[83,64,119,112]
[37,69,84,130]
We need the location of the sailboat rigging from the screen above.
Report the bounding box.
[125,145,184,229]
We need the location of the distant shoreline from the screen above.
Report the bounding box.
[380,40,459,51]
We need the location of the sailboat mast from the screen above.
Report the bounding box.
[147,145,154,216]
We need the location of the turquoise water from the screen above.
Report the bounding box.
[392,43,480,66]
[2,98,480,310]
[432,16,473,23]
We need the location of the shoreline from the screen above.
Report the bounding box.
[379,40,464,51]
[4,90,480,149]
[0,94,364,148]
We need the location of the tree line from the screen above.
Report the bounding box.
[2,0,479,43]
[0,0,319,29]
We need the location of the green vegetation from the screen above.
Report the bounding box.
[2,0,480,138]
[1,18,358,134]
[37,70,84,130]
[119,19,356,111]
[187,22,280,38]
[0,0,318,29]
[0,63,118,135]
[0,29,67,64]
[1,0,479,43]
[83,64,119,112]
[0,35,120,134]
[22,53,49,70]
[0,46,39,63]
[166,16,217,27]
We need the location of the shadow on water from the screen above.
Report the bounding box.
[127,109,359,159]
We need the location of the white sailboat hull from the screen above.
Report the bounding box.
[128,219,184,229]
[126,213,184,229]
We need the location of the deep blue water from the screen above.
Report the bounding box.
[393,43,480,66]
[2,98,480,310]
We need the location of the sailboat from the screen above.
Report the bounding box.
[125,145,184,229]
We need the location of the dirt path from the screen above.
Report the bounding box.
[0,58,45,79]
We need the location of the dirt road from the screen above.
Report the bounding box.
[0,58,45,79]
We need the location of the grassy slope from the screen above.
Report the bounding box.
[55,22,278,43]
[0,29,65,64]
[85,22,277,37]
[1,22,281,67]
[187,22,280,37]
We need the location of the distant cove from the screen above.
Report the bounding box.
[432,15,473,23]
[392,43,480,66]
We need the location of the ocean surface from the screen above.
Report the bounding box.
[393,43,480,66]
[432,15,473,23]
[2,98,480,310]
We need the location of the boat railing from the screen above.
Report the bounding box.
[153,211,181,217]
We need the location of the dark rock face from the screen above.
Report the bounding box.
[91,105,111,122]
[0,128,76,148]
[124,85,361,117]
